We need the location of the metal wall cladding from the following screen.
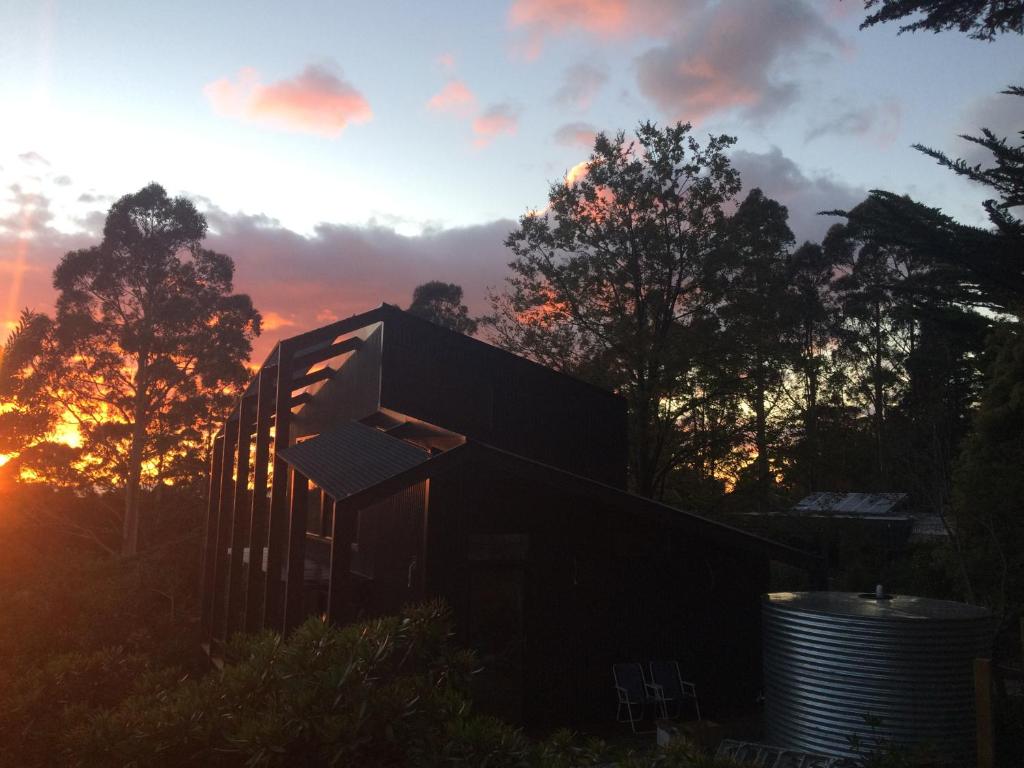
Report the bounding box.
[762,592,992,763]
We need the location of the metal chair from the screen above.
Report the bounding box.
[612,662,657,733]
[648,659,701,721]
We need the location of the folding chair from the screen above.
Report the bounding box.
[612,662,657,733]
[648,660,701,721]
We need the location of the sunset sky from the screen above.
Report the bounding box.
[2,0,1021,362]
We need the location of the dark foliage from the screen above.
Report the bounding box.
[487,121,741,498]
[1,183,261,556]
[408,281,479,335]
[860,0,1024,40]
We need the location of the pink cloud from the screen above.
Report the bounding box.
[554,121,598,148]
[635,0,843,124]
[204,65,372,137]
[472,104,519,148]
[427,80,478,116]
[0,180,515,365]
[565,159,590,185]
[437,52,457,72]
[508,0,681,57]
[201,207,515,361]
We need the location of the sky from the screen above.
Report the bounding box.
[1,0,1021,363]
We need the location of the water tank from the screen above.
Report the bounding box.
[762,591,992,763]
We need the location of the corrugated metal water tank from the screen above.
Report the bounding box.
[763,592,992,763]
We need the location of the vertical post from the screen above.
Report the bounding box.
[210,418,238,647]
[416,479,430,598]
[974,657,993,768]
[263,344,295,630]
[327,498,357,625]
[282,468,309,633]
[320,491,333,537]
[200,433,225,639]
[244,366,274,633]
[226,396,255,636]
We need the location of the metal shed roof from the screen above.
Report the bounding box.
[793,492,908,517]
[277,420,429,501]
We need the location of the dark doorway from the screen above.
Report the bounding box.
[468,565,525,722]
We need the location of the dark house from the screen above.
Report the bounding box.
[201,304,822,725]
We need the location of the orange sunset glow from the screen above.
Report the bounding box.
[1,2,1022,765]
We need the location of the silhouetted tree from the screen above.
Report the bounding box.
[0,311,62,462]
[952,326,1024,622]
[407,281,478,335]
[487,122,741,497]
[1,184,260,556]
[716,189,797,508]
[786,241,839,492]
[860,0,1023,39]
[826,210,919,489]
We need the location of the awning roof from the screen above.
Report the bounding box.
[321,439,826,574]
[277,420,429,501]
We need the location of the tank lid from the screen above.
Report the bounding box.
[764,591,991,620]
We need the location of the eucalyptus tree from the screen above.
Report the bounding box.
[3,184,260,556]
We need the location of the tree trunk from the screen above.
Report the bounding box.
[632,388,657,498]
[755,358,769,511]
[123,356,149,557]
[803,324,819,492]
[872,304,885,488]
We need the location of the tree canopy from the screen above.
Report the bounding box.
[407,281,478,335]
[0,183,260,556]
[487,121,741,498]
[860,0,1024,39]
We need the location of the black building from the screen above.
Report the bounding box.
[201,304,822,724]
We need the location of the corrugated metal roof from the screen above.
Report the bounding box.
[277,420,429,501]
[793,492,907,517]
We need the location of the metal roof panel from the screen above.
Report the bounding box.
[277,420,429,500]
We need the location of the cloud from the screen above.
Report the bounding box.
[553,63,607,110]
[204,64,372,137]
[1,184,55,234]
[554,121,598,147]
[953,87,1024,167]
[508,0,679,56]
[261,310,297,331]
[472,103,520,148]
[17,152,50,167]
[437,52,457,73]
[426,80,478,116]
[202,207,515,360]
[805,99,902,145]
[635,0,844,124]
[0,183,92,341]
[425,59,517,149]
[0,182,516,364]
[53,175,73,186]
[565,159,591,185]
[731,146,866,243]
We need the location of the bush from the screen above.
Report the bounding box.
[0,647,155,767]
[67,602,494,767]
